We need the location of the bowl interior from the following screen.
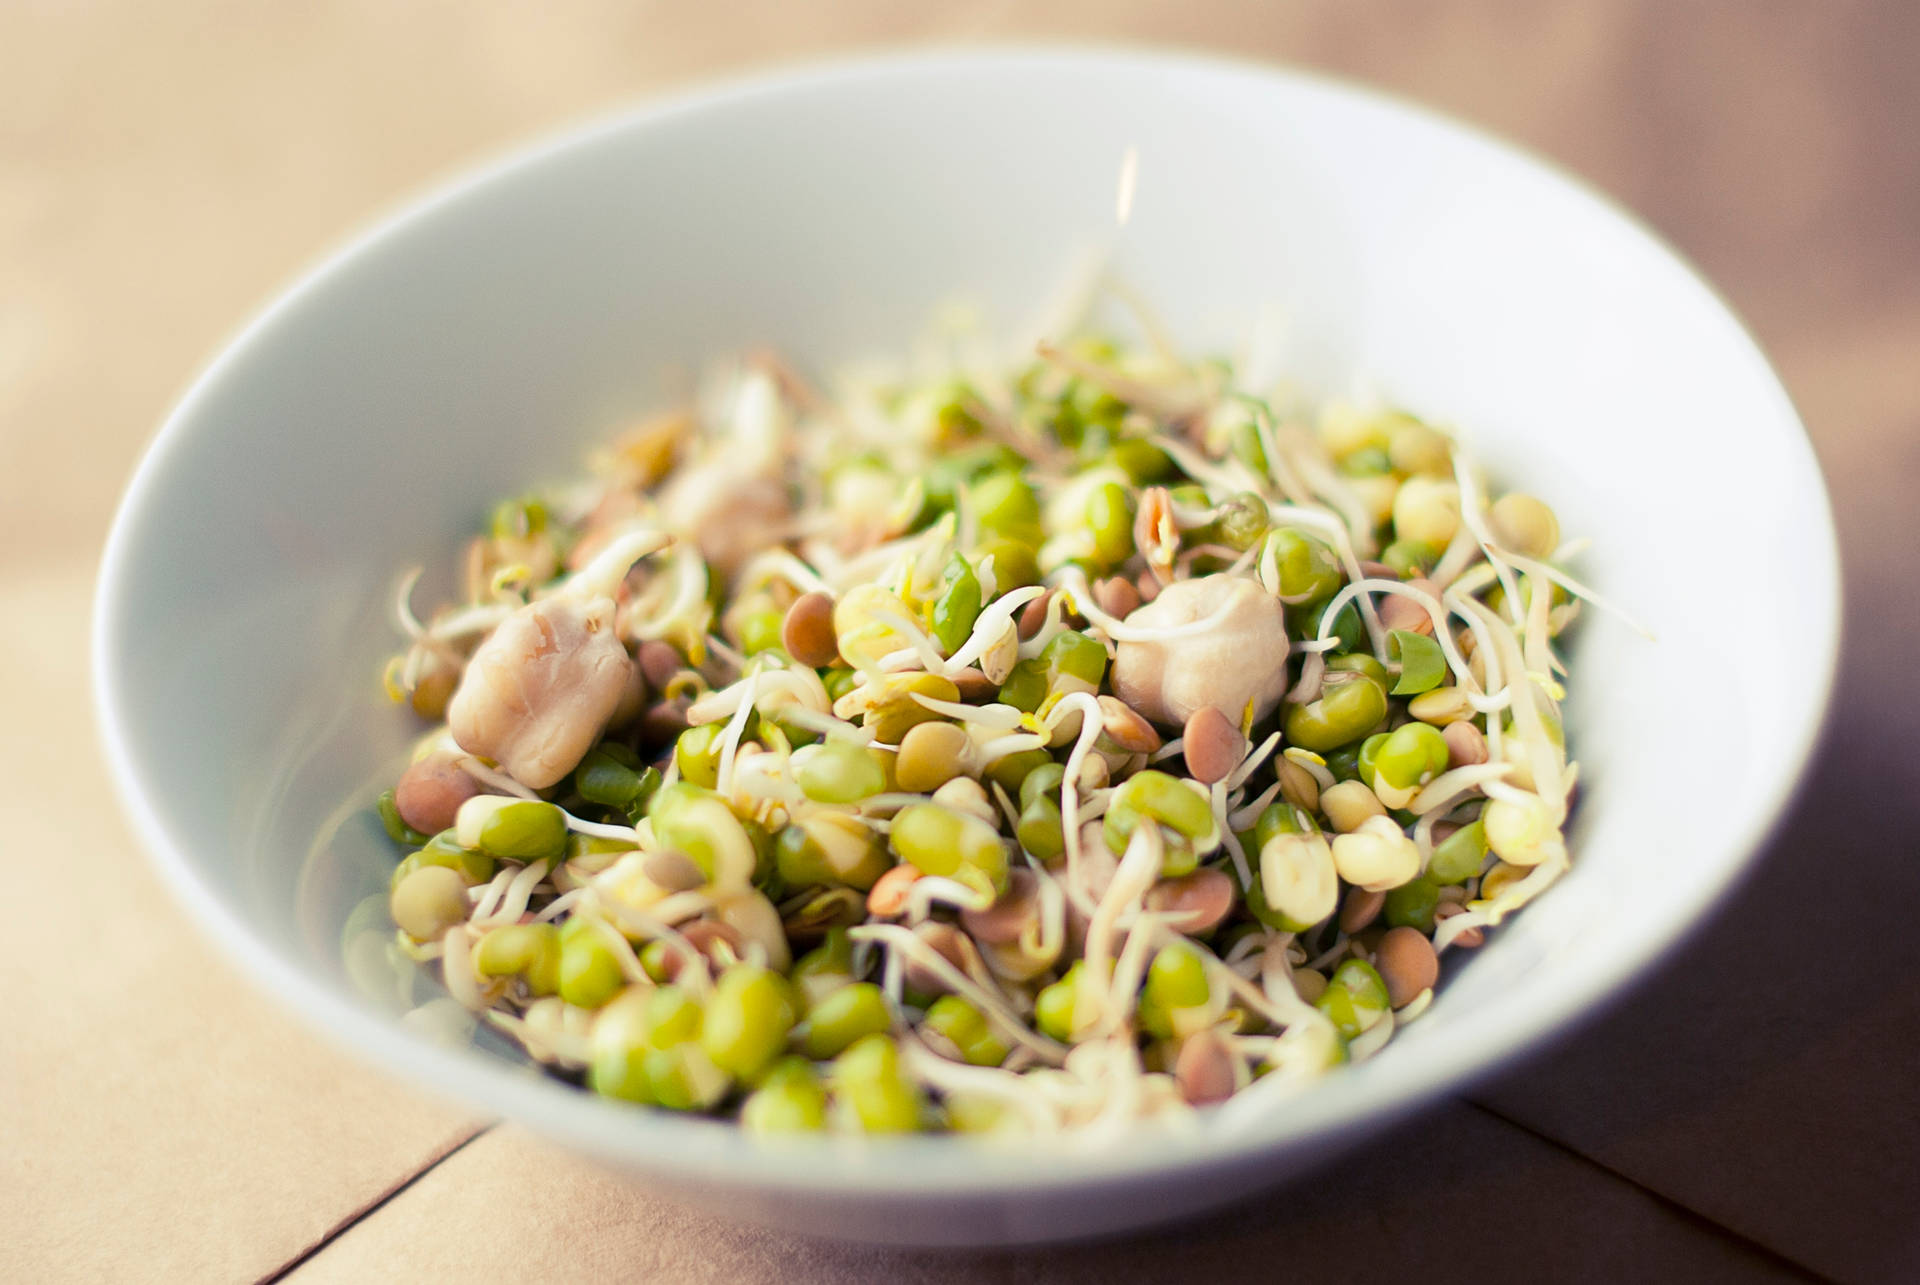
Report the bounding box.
[96,51,1836,1243]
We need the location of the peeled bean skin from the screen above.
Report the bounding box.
[865,863,923,918]
[1111,576,1290,728]
[448,597,633,789]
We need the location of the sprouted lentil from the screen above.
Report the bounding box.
[350,284,1617,1137]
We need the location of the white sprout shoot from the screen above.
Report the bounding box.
[848,924,1069,1066]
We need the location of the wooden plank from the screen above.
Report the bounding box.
[0,567,483,1284]
[283,1107,1812,1283]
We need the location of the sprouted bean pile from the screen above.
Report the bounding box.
[364,317,1603,1138]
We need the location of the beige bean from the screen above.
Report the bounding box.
[960,868,1040,946]
[1092,575,1141,621]
[1374,926,1440,1008]
[394,755,481,836]
[1277,757,1321,813]
[1182,705,1245,785]
[1134,570,1162,603]
[409,664,459,720]
[390,866,469,941]
[1174,1028,1239,1106]
[1331,816,1422,892]
[1076,753,1112,792]
[1338,886,1385,935]
[1098,695,1163,753]
[1290,967,1329,1004]
[1388,421,1453,477]
[1142,868,1236,934]
[780,591,841,668]
[1489,493,1560,560]
[1321,780,1387,833]
[1393,478,1461,548]
[1435,902,1485,948]
[1443,720,1489,767]
[448,597,633,789]
[895,721,972,793]
[1409,686,1472,726]
[1111,577,1291,728]
[1357,560,1398,580]
[931,776,997,825]
[642,849,706,894]
[865,863,923,918]
[1480,860,1530,898]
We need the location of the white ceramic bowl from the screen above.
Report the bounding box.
[95,50,1838,1244]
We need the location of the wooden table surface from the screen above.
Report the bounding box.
[5,3,1915,1281]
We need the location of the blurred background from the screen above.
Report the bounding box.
[4,3,1915,1281]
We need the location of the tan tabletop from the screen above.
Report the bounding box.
[5,3,1915,1281]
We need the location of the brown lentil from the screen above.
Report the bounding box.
[1379,580,1439,635]
[780,590,841,667]
[1374,926,1440,1007]
[1142,868,1236,934]
[394,755,481,836]
[951,668,999,702]
[1092,575,1141,621]
[1182,705,1244,785]
[1338,886,1386,934]
[1443,720,1489,767]
[1174,1029,1238,1106]
[903,920,978,994]
[1435,902,1485,947]
[637,639,685,692]
[959,868,1040,945]
[1017,590,1052,641]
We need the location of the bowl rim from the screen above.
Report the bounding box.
[92,44,1842,1201]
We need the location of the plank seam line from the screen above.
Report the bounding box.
[1465,1099,1831,1282]
[257,1122,499,1284]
